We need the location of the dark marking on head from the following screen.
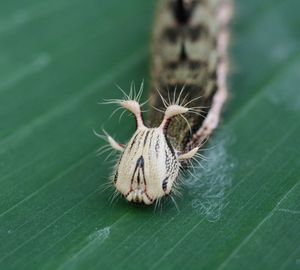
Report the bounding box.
[139,157,146,186]
[165,148,175,174]
[129,132,140,151]
[145,192,153,202]
[137,169,141,185]
[171,0,196,24]
[131,155,146,187]
[136,155,144,170]
[164,135,176,159]
[155,136,160,158]
[143,130,150,146]
[135,130,145,153]
[148,130,155,154]
[114,171,118,184]
[114,157,123,184]
[162,177,169,191]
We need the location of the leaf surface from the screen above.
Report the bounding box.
[0,0,299,269]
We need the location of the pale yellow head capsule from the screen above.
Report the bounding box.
[115,127,179,204]
[105,100,198,205]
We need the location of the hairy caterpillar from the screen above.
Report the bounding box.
[100,0,232,205]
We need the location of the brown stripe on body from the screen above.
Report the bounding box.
[149,0,222,150]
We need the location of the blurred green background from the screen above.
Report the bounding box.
[0,0,299,269]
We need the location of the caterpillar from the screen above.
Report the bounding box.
[101,0,232,205]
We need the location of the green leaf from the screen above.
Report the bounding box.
[0,0,299,269]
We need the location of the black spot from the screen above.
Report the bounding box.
[171,0,196,24]
[163,27,179,43]
[114,171,118,183]
[137,170,140,185]
[165,61,179,70]
[189,60,206,70]
[136,155,144,168]
[162,177,168,191]
[188,24,209,41]
[179,43,188,61]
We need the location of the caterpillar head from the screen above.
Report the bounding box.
[115,127,180,204]
[104,100,198,205]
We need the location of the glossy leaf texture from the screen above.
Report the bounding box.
[0,0,299,269]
